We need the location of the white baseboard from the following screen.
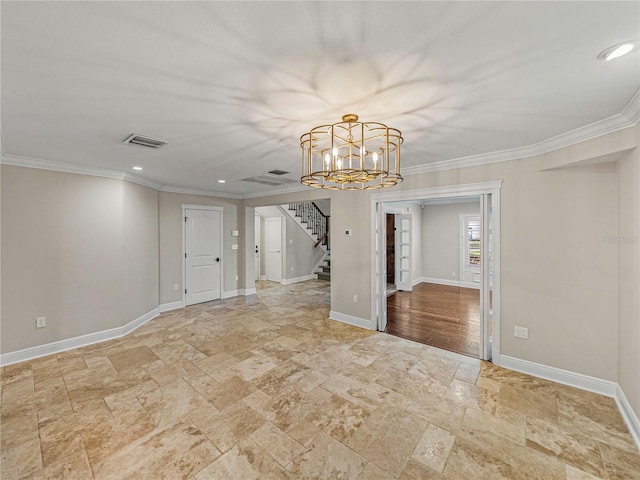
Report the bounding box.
[0,308,160,367]
[329,311,374,330]
[417,277,480,290]
[500,354,639,450]
[222,288,257,299]
[259,275,267,281]
[281,274,317,285]
[159,300,184,312]
[616,385,640,450]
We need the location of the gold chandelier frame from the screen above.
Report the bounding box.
[300,114,403,190]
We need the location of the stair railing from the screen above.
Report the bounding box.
[288,202,330,250]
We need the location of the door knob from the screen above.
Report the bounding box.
[215,257,220,262]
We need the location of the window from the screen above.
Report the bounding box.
[466,217,481,267]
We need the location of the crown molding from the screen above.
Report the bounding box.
[404,88,640,176]
[122,173,163,191]
[3,89,638,195]
[160,185,242,200]
[240,183,308,199]
[1,153,127,180]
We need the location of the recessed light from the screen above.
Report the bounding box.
[132,166,143,171]
[598,42,637,61]
[218,179,226,183]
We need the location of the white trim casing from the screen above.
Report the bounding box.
[329,311,374,330]
[370,181,503,363]
[0,308,159,367]
[499,354,640,450]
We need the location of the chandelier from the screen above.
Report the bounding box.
[300,114,403,190]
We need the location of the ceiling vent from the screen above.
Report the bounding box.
[123,133,168,149]
[240,174,297,186]
[266,169,290,176]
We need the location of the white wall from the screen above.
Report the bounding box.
[122,181,159,320]
[420,201,480,283]
[0,166,160,354]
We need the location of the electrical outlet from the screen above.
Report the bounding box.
[290,266,294,272]
[514,326,529,339]
[173,284,179,291]
[353,295,358,303]
[451,272,456,278]
[235,275,239,280]
[36,317,46,329]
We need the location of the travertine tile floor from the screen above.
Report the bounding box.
[1,280,639,479]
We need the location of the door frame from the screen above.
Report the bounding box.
[182,204,224,306]
[370,181,502,364]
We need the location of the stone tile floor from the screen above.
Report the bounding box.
[1,280,638,479]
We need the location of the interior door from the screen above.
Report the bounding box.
[386,214,395,285]
[460,214,481,284]
[481,194,494,361]
[396,214,412,291]
[377,204,387,332]
[254,214,261,281]
[185,208,222,306]
[265,217,282,282]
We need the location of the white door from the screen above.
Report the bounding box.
[185,208,222,306]
[265,217,282,282]
[254,214,261,281]
[396,214,412,291]
[480,194,494,361]
[460,214,481,284]
[377,204,387,332]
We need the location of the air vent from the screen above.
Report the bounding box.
[123,134,168,149]
[240,174,298,186]
[266,169,290,176]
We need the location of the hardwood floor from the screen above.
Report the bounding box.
[386,282,480,358]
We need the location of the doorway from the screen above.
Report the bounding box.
[371,182,501,363]
[265,217,283,282]
[182,205,223,306]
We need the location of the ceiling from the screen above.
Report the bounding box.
[2,1,639,197]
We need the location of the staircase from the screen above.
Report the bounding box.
[316,254,330,281]
[286,202,330,281]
